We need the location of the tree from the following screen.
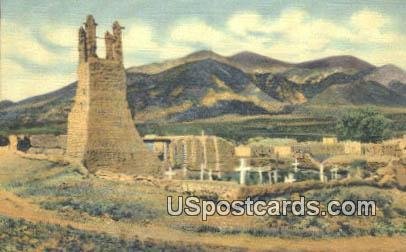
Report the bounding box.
[336,107,391,143]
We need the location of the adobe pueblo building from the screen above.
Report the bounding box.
[66,15,162,175]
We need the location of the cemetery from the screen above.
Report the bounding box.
[1,132,404,200]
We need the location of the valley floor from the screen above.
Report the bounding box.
[0,152,405,251]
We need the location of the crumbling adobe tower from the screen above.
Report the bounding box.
[66,15,161,175]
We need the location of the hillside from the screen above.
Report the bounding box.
[226,51,292,73]
[127,58,283,121]
[364,64,406,96]
[296,55,375,71]
[127,50,228,74]
[309,81,406,106]
[1,51,405,130]
[0,100,14,110]
[128,50,293,74]
[364,64,406,86]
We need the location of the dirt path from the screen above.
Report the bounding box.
[1,190,405,251]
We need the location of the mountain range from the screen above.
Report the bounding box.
[1,50,406,129]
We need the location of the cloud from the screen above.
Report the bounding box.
[2,7,405,101]
[126,8,406,67]
[1,59,75,101]
[169,18,257,56]
[1,21,76,101]
[1,21,61,65]
[122,19,196,63]
[169,18,240,55]
[167,8,406,67]
[157,42,195,60]
[227,11,264,36]
[41,24,77,48]
[351,10,390,31]
[123,21,160,54]
[170,19,225,46]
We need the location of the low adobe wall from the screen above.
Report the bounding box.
[27,134,67,156]
[1,134,67,162]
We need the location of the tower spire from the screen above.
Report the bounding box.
[105,31,114,60]
[112,21,124,62]
[85,15,98,58]
[78,26,87,63]
[67,15,162,176]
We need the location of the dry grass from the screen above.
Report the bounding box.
[1,151,406,251]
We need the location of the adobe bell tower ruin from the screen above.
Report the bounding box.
[66,15,162,175]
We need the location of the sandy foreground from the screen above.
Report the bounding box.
[0,152,405,251]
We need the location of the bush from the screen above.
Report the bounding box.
[336,107,391,142]
[41,198,157,221]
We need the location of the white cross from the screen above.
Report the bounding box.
[284,172,296,183]
[235,158,251,185]
[292,158,300,173]
[200,164,205,181]
[331,165,339,180]
[217,171,222,179]
[319,163,324,183]
[164,166,176,180]
[258,169,263,184]
[163,142,168,161]
[273,169,279,183]
[268,171,273,184]
[208,169,213,181]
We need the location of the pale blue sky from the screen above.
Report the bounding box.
[1,0,405,101]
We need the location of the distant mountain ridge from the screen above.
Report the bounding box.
[1,50,405,128]
[364,64,406,85]
[129,51,378,75]
[128,50,295,74]
[309,81,406,106]
[296,55,374,70]
[127,50,227,74]
[0,100,15,110]
[226,51,293,73]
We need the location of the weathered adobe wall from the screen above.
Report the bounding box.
[65,16,161,176]
[362,142,404,157]
[291,138,404,158]
[2,134,67,156]
[163,180,242,200]
[394,158,406,187]
[0,134,67,162]
[247,141,346,159]
[28,134,67,155]
[95,170,398,201]
[160,177,396,201]
[67,59,162,175]
[234,145,251,157]
[322,137,338,145]
[342,141,362,155]
[30,134,67,149]
[272,145,292,157]
[167,136,235,172]
[293,142,345,156]
[65,62,91,161]
[294,138,405,158]
[250,145,272,157]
